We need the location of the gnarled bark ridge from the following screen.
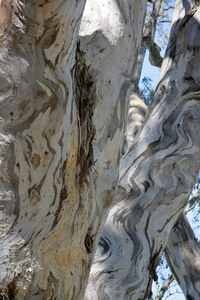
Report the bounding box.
[0,1,87,298]
[85,1,200,299]
[165,214,200,299]
[0,0,147,299]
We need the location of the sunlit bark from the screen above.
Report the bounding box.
[0,1,87,298]
[1,0,200,299]
[0,0,146,298]
[85,1,200,299]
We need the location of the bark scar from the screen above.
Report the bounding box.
[74,42,96,184]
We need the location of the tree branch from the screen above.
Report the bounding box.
[155,274,175,300]
[184,189,200,213]
[85,2,200,299]
[142,36,163,67]
[158,6,175,18]
[165,214,200,299]
[157,20,173,24]
[141,0,164,67]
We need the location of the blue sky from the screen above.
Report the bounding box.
[139,50,161,90]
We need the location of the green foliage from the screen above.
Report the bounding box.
[156,1,175,48]
[140,1,176,108]
[145,0,175,49]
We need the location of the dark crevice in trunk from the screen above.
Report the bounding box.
[74,42,96,185]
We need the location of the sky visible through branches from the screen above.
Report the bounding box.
[139,4,200,297]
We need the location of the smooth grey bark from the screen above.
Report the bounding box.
[162,188,200,298]
[85,1,200,299]
[0,0,147,299]
[165,214,200,299]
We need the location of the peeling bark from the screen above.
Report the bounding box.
[85,1,200,299]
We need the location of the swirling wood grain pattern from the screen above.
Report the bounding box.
[0,0,147,299]
[85,1,200,299]
[165,214,200,299]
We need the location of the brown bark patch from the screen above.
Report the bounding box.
[7,279,17,300]
[74,42,96,184]
[16,162,20,171]
[85,232,94,254]
[30,189,40,206]
[31,154,41,169]
[144,248,163,299]
[0,286,9,300]
[51,186,68,230]
[0,0,12,41]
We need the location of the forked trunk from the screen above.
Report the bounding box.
[0,0,146,299]
[85,1,200,299]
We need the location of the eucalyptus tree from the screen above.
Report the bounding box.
[85,1,200,299]
[0,0,146,298]
[0,1,200,300]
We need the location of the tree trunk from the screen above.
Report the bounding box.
[122,0,163,154]
[0,1,87,298]
[0,0,146,299]
[165,214,200,299]
[85,1,200,299]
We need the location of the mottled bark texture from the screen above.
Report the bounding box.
[0,1,88,299]
[85,1,200,299]
[0,0,147,299]
[165,214,200,299]
[163,188,200,297]
[121,91,147,155]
